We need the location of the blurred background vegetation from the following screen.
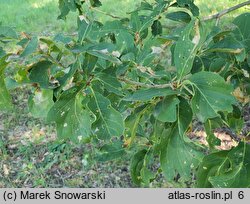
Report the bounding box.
[0,0,249,34]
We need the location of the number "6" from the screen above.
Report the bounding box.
[238,191,244,199]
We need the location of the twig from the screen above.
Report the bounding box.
[90,7,121,19]
[37,46,67,69]
[203,0,250,21]
[44,54,66,69]
[118,77,173,89]
[57,170,65,186]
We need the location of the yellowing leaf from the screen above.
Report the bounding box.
[233,87,250,104]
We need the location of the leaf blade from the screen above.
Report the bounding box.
[189,71,236,122]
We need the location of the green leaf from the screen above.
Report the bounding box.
[87,50,120,64]
[78,18,92,43]
[151,20,162,36]
[197,142,250,188]
[226,111,244,135]
[209,58,226,72]
[0,26,18,39]
[83,53,98,73]
[0,47,6,58]
[99,20,125,35]
[124,105,146,138]
[47,85,93,142]
[121,52,135,62]
[56,63,78,96]
[233,13,250,51]
[188,3,199,17]
[130,149,147,185]
[130,12,141,32]
[154,96,180,122]
[29,61,52,88]
[58,0,79,19]
[196,150,228,188]
[20,37,38,57]
[90,0,102,7]
[58,0,70,19]
[14,69,29,83]
[160,126,202,180]
[95,140,126,162]
[136,2,153,11]
[176,0,193,5]
[175,19,201,79]
[208,36,245,54]
[88,89,124,140]
[136,37,161,65]
[189,71,236,122]
[54,33,72,44]
[166,11,191,23]
[204,120,221,148]
[99,21,135,54]
[137,2,153,11]
[160,99,203,180]
[115,31,135,54]
[96,72,123,95]
[40,37,61,53]
[176,0,199,16]
[0,56,12,111]
[233,13,250,39]
[28,89,54,118]
[124,88,177,102]
[140,149,157,185]
[139,1,167,32]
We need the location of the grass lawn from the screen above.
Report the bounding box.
[0,0,140,34]
[0,0,249,34]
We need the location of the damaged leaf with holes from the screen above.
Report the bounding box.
[88,89,125,140]
[47,85,94,142]
[197,143,250,188]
